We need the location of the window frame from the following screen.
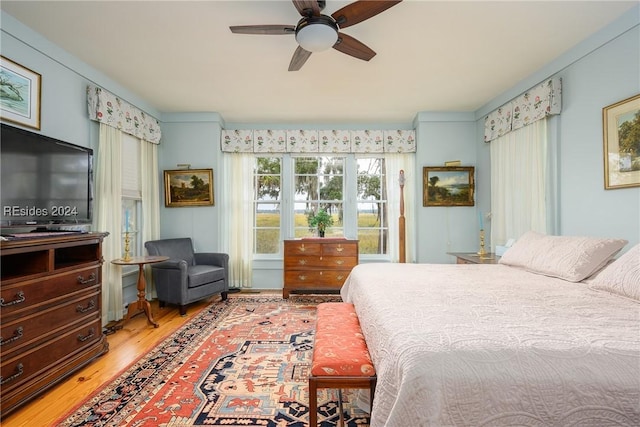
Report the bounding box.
[252,153,391,261]
[253,156,283,258]
[121,134,143,274]
[355,155,389,256]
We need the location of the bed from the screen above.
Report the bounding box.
[340,232,640,427]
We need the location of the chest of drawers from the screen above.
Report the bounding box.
[283,238,358,298]
[0,232,109,418]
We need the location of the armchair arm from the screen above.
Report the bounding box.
[151,259,189,272]
[194,252,229,269]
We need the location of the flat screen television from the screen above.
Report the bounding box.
[1,123,94,231]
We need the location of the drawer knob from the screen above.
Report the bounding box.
[78,328,95,343]
[0,291,25,307]
[77,273,96,285]
[0,326,24,347]
[76,300,96,314]
[0,363,24,385]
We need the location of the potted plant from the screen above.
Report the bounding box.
[307,208,334,237]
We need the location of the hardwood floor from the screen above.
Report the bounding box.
[2,297,217,427]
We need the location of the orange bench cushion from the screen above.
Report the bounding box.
[311,302,376,377]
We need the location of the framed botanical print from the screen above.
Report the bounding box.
[603,94,640,189]
[423,166,475,207]
[0,56,41,130]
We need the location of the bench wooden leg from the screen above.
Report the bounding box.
[309,376,377,426]
[309,377,318,427]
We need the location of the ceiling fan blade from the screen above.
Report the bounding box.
[288,46,312,71]
[292,0,321,16]
[229,25,295,35]
[333,32,376,61]
[332,0,402,29]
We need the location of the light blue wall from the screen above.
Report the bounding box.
[555,25,639,243]
[473,7,640,248]
[2,5,638,296]
[413,113,477,263]
[0,12,161,148]
[159,113,225,253]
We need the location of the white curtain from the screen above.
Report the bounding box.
[221,153,255,288]
[95,124,123,324]
[141,139,160,296]
[490,119,548,248]
[385,154,416,263]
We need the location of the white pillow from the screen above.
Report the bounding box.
[591,244,640,301]
[499,231,628,282]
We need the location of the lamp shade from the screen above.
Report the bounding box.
[295,16,338,52]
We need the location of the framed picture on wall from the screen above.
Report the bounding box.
[603,93,640,189]
[423,166,475,207]
[164,169,214,207]
[0,56,41,130]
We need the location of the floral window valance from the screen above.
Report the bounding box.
[87,84,162,144]
[221,129,416,154]
[484,77,562,142]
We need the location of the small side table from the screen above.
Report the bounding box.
[112,255,169,328]
[447,252,500,264]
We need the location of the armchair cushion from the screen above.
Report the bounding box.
[188,265,225,288]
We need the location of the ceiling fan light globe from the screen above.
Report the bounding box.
[295,18,338,52]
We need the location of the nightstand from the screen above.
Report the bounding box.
[447,252,500,264]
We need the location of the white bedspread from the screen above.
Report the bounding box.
[340,263,640,427]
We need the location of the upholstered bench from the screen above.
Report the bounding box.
[309,302,376,427]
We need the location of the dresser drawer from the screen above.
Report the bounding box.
[0,266,100,319]
[321,243,357,257]
[284,269,351,286]
[285,255,357,269]
[0,318,103,393]
[1,291,100,357]
[284,242,322,256]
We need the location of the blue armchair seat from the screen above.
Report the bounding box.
[188,265,225,287]
[145,238,229,315]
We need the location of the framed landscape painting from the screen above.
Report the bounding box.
[164,169,214,207]
[603,94,640,189]
[0,56,41,130]
[423,166,475,206]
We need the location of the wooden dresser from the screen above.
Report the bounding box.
[0,232,109,417]
[283,238,358,298]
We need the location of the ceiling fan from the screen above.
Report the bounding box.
[229,0,402,71]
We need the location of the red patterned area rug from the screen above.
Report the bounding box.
[56,295,370,427]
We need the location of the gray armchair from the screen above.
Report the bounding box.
[144,238,229,316]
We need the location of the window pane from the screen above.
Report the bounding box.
[293,156,344,237]
[254,157,281,255]
[358,227,388,255]
[122,198,142,257]
[357,158,387,255]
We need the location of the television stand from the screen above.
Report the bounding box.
[0,232,109,417]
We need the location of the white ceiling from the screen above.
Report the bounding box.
[1,1,636,124]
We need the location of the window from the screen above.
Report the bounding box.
[293,156,344,238]
[254,157,281,254]
[357,157,388,255]
[122,134,142,259]
[253,154,388,258]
